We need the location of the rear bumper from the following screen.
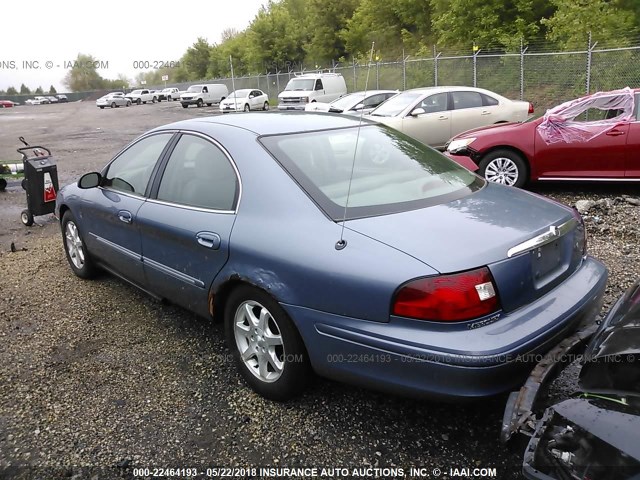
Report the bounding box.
[283,257,607,399]
[277,104,306,111]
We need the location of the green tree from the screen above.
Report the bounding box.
[48,85,57,94]
[63,54,108,91]
[183,37,213,80]
[304,0,359,65]
[6,86,18,95]
[20,84,31,95]
[35,86,44,94]
[430,0,551,50]
[542,0,637,47]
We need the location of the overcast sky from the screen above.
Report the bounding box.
[0,0,268,93]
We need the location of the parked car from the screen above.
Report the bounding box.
[125,89,157,105]
[366,86,533,150]
[305,90,398,115]
[96,92,132,109]
[0,100,17,108]
[158,88,180,102]
[47,96,59,103]
[180,84,228,108]
[502,279,640,479]
[57,94,68,103]
[35,96,50,104]
[55,113,607,401]
[220,89,269,112]
[446,88,640,188]
[278,72,347,110]
[25,98,42,105]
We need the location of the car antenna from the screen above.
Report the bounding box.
[336,42,375,251]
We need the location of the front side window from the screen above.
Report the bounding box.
[260,125,482,220]
[104,133,173,195]
[418,93,448,113]
[315,79,324,91]
[156,134,238,211]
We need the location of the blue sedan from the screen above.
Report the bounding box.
[55,113,607,401]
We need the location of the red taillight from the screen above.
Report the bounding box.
[528,102,535,114]
[392,267,500,322]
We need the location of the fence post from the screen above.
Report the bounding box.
[376,61,379,89]
[433,45,440,87]
[472,43,481,88]
[586,31,598,95]
[520,37,528,101]
[353,58,357,90]
[402,49,406,90]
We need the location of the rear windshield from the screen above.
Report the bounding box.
[260,125,483,220]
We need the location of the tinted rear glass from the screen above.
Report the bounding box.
[260,125,483,220]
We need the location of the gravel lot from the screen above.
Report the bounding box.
[1,102,639,479]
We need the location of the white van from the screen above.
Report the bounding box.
[180,84,229,108]
[278,73,347,110]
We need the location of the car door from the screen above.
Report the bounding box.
[79,132,175,285]
[449,90,500,138]
[401,92,451,147]
[137,132,240,317]
[533,113,628,179]
[251,90,263,109]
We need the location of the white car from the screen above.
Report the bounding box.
[25,98,42,105]
[219,89,269,113]
[366,86,534,149]
[96,92,132,109]
[305,90,398,116]
[158,88,180,102]
[125,89,157,105]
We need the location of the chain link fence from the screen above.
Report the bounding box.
[159,38,640,111]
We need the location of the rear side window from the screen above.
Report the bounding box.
[452,91,483,109]
[156,134,238,211]
[104,133,173,195]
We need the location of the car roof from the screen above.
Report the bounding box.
[404,86,502,95]
[156,112,375,136]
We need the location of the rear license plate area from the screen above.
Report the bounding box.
[532,240,564,287]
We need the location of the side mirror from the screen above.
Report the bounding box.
[78,172,102,189]
[411,107,426,116]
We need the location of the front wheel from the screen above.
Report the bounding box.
[126,101,131,107]
[225,285,312,401]
[111,102,116,108]
[21,209,33,226]
[152,97,157,103]
[478,149,528,188]
[61,211,97,279]
[263,102,269,111]
[182,103,188,108]
[244,104,250,112]
[197,99,203,108]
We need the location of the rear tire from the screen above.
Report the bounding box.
[225,285,312,401]
[182,103,188,108]
[126,101,131,107]
[99,106,104,109]
[61,211,97,279]
[137,98,142,105]
[478,149,528,188]
[111,102,116,108]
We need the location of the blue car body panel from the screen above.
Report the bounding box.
[55,113,608,399]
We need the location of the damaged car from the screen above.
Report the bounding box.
[55,113,607,402]
[502,279,640,479]
[446,87,640,188]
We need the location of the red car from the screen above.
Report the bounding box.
[446,88,640,188]
[0,100,16,108]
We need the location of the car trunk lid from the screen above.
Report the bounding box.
[346,183,585,312]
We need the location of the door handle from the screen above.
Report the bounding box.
[196,232,221,250]
[117,210,132,224]
[606,130,625,136]
[481,110,491,115]
[438,115,448,120]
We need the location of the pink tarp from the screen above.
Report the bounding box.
[537,87,635,144]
